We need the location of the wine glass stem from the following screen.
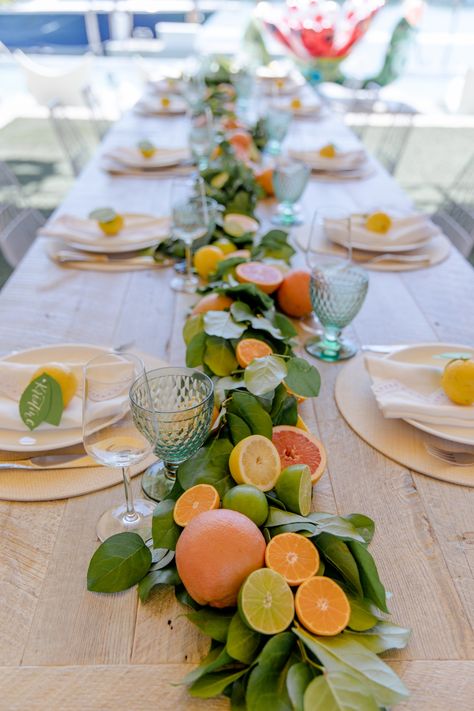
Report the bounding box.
[164,462,179,481]
[185,242,192,283]
[321,326,342,352]
[121,466,139,523]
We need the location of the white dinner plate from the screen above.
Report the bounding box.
[43,214,170,254]
[104,147,188,170]
[0,343,107,452]
[387,343,474,445]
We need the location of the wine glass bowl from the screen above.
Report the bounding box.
[272,157,310,226]
[130,367,214,501]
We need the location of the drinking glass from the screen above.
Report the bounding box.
[264,105,292,156]
[181,59,207,110]
[189,105,214,171]
[305,208,369,361]
[170,179,216,294]
[272,157,310,226]
[130,367,214,501]
[82,352,155,541]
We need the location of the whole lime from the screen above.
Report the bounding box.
[223,484,269,527]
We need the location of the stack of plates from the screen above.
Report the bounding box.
[289,146,372,180]
[100,146,190,177]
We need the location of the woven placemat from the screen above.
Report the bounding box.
[335,355,474,487]
[0,351,167,501]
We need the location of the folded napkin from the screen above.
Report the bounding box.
[0,360,133,432]
[365,355,474,427]
[39,214,170,248]
[289,147,366,172]
[326,213,440,249]
[103,146,189,170]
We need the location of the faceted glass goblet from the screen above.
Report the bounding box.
[272,157,310,226]
[129,367,214,501]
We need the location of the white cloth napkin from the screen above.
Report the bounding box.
[289,147,366,172]
[103,146,189,170]
[39,214,170,248]
[365,355,474,427]
[326,214,440,249]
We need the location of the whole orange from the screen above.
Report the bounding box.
[276,269,312,317]
[255,168,274,197]
[175,508,266,607]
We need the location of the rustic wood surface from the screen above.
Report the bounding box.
[0,102,473,710]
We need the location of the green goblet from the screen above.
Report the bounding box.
[129,367,214,501]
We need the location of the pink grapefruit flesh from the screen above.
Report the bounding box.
[272,425,327,483]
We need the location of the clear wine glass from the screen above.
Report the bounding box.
[130,367,214,502]
[272,156,310,226]
[189,105,214,171]
[82,352,155,542]
[169,178,217,294]
[305,208,369,361]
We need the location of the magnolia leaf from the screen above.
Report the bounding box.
[204,310,246,339]
[246,632,295,711]
[183,314,204,345]
[87,533,151,593]
[204,336,238,376]
[186,331,207,367]
[227,412,252,445]
[347,596,379,632]
[175,584,201,610]
[309,513,365,543]
[189,669,248,699]
[231,301,283,339]
[273,312,298,339]
[265,508,314,529]
[244,355,287,396]
[294,627,409,707]
[187,607,234,643]
[183,645,235,685]
[348,541,388,613]
[150,548,175,568]
[345,514,375,544]
[316,533,363,596]
[303,671,379,711]
[227,390,273,439]
[152,500,181,551]
[344,621,411,654]
[221,283,274,311]
[177,438,233,496]
[211,256,247,281]
[286,662,315,711]
[284,357,321,398]
[230,676,247,711]
[214,375,245,404]
[226,611,261,664]
[138,565,181,602]
[270,384,298,426]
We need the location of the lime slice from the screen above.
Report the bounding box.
[239,568,294,634]
[275,464,312,516]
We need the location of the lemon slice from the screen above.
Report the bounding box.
[229,434,281,491]
[365,211,392,234]
[238,568,294,634]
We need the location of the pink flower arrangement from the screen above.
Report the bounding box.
[259,0,385,60]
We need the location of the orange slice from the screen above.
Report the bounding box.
[295,576,350,636]
[173,484,220,527]
[236,338,273,368]
[265,532,319,586]
[235,261,283,294]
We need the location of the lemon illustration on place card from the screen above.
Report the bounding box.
[161,96,171,109]
[137,139,156,158]
[89,208,124,237]
[32,363,77,407]
[290,98,302,110]
[319,143,336,158]
[365,211,392,234]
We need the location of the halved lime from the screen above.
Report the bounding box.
[275,464,312,516]
[238,568,294,634]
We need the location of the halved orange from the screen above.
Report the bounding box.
[295,576,350,636]
[173,484,220,527]
[235,262,283,294]
[265,532,319,586]
[236,338,273,368]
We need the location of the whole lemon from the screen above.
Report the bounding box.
[193,245,225,280]
[441,358,474,406]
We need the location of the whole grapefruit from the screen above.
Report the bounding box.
[272,425,327,483]
[175,508,266,607]
[276,270,312,317]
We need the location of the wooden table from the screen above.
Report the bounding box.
[0,104,473,711]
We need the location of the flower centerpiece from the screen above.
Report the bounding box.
[258,0,385,84]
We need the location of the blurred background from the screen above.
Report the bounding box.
[0,0,473,282]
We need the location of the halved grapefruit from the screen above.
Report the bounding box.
[191,293,234,315]
[223,214,259,238]
[272,425,326,483]
[235,262,283,294]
